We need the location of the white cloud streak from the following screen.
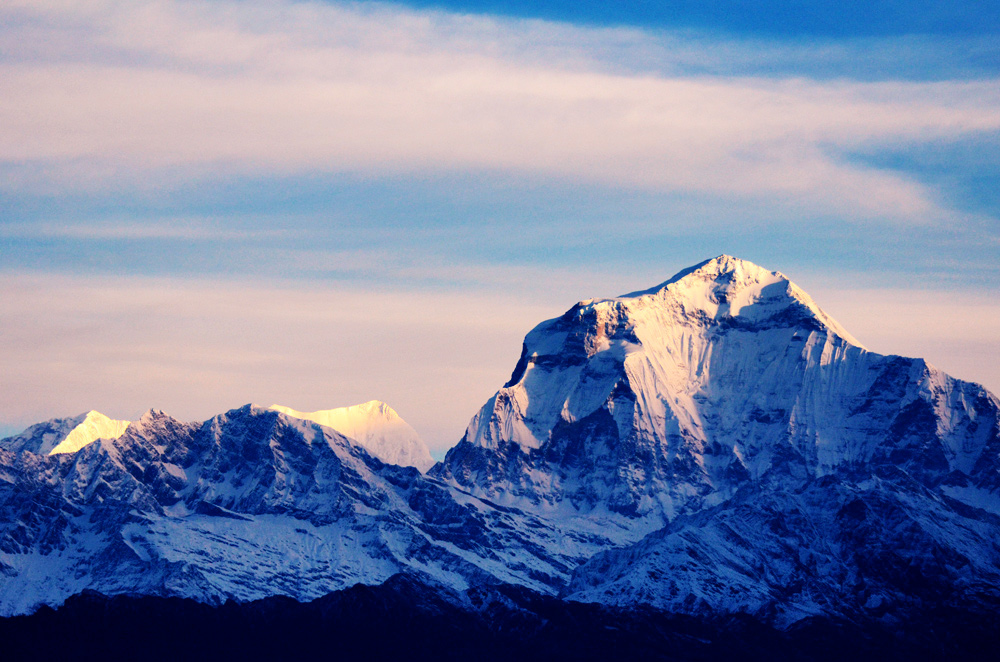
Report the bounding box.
[1,0,999,222]
[0,219,295,240]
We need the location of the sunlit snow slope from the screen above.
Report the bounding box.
[3,410,130,456]
[269,401,434,471]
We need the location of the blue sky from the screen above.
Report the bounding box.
[1,0,999,451]
[402,1,1000,38]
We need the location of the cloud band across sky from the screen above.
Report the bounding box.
[2,0,999,222]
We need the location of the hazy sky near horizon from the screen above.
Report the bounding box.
[2,0,999,453]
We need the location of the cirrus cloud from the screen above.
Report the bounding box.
[1,0,999,222]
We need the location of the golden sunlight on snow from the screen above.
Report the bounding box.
[49,411,130,455]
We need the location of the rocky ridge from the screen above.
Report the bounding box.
[0,406,587,616]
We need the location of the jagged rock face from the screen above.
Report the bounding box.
[433,256,1000,530]
[0,406,583,616]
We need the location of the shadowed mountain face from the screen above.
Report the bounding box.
[2,256,1000,647]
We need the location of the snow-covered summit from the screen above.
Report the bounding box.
[269,401,434,471]
[1,410,130,456]
[614,255,861,347]
[448,254,865,456]
[434,255,999,528]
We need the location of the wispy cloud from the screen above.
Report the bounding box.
[0,219,296,240]
[1,0,998,223]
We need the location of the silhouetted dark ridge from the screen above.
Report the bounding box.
[3,579,1000,661]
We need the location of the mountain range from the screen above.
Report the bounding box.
[3,255,999,656]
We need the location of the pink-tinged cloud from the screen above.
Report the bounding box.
[1,0,998,222]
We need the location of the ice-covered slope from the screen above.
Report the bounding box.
[433,255,1000,527]
[269,401,434,471]
[2,410,130,456]
[429,254,1000,619]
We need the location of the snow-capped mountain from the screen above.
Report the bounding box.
[433,255,1000,526]
[0,405,585,616]
[430,254,1000,619]
[2,255,1000,635]
[3,410,130,456]
[269,401,434,471]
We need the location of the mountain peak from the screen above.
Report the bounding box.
[4,258,1000,639]
[269,401,434,471]
[436,256,886,519]
[619,254,772,298]
[1,410,130,456]
[349,400,400,420]
[48,410,130,455]
[613,255,862,348]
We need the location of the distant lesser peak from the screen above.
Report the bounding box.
[49,410,130,455]
[269,401,434,471]
[1,410,130,456]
